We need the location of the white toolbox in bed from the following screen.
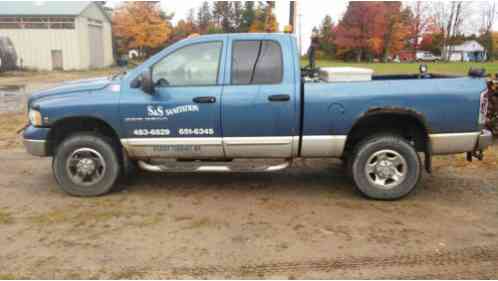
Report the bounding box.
[319,67,374,82]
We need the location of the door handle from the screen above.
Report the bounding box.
[268,94,290,102]
[193,96,216,103]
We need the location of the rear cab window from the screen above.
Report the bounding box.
[231,40,283,85]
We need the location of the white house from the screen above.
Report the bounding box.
[0,1,114,70]
[447,40,487,62]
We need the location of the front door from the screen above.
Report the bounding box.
[51,50,63,70]
[120,40,225,159]
[221,37,297,158]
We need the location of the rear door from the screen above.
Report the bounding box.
[221,35,298,158]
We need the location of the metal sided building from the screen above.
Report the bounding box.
[0,2,113,70]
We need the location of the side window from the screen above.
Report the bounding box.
[231,40,283,85]
[153,41,222,87]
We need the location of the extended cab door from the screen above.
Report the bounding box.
[120,39,226,159]
[221,35,298,158]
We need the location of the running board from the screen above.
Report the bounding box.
[137,159,292,173]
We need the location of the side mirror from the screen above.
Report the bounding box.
[141,69,154,95]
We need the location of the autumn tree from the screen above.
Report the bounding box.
[264,1,278,32]
[169,18,197,44]
[249,1,278,32]
[381,2,411,61]
[492,32,498,60]
[419,29,444,55]
[112,2,172,58]
[334,2,387,61]
[249,3,266,32]
[240,1,256,32]
[406,1,432,51]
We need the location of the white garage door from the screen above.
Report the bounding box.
[88,25,104,68]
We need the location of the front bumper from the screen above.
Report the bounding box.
[22,125,51,157]
[23,139,48,157]
[476,129,493,151]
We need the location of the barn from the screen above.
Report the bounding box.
[0,1,113,71]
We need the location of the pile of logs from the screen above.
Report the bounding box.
[486,76,498,136]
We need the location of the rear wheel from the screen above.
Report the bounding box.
[53,133,120,197]
[350,135,421,200]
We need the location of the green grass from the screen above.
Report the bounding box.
[306,60,498,76]
[0,274,18,280]
[0,209,13,225]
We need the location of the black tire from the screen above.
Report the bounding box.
[351,135,421,200]
[52,133,120,197]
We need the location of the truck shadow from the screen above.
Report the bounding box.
[125,159,360,199]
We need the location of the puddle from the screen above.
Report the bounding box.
[0,84,27,113]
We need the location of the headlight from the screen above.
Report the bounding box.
[28,109,42,127]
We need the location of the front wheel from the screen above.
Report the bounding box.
[53,133,120,197]
[351,135,421,200]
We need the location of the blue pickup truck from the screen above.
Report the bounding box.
[23,33,492,200]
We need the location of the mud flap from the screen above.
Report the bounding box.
[425,151,432,173]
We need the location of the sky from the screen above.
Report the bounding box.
[160,0,350,54]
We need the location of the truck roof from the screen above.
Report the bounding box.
[184,33,294,41]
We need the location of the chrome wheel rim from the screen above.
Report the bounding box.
[365,149,407,190]
[65,148,106,186]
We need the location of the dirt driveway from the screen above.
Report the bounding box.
[1,72,498,278]
[1,147,498,279]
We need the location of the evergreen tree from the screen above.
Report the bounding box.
[212,2,233,33]
[197,1,212,33]
[319,15,336,59]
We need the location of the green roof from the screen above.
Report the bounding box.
[0,1,91,16]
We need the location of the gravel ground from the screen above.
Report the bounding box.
[0,148,497,279]
[0,72,497,279]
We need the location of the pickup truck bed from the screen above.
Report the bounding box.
[302,77,486,157]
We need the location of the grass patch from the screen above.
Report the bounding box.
[0,209,14,224]
[0,274,17,280]
[29,208,126,226]
[135,213,163,227]
[0,113,26,149]
[308,60,498,76]
[28,200,165,229]
[182,217,226,230]
[111,270,147,280]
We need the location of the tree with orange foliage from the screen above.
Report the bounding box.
[381,2,411,61]
[335,1,412,62]
[249,2,278,33]
[112,2,172,58]
[405,1,432,52]
[334,2,386,61]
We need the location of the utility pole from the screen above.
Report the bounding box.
[288,1,301,54]
[289,1,297,33]
[299,13,303,55]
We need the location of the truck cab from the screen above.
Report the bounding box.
[121,33,301,160]
[23,33,493,200]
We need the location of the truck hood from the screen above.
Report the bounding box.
[28,77,112,107]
